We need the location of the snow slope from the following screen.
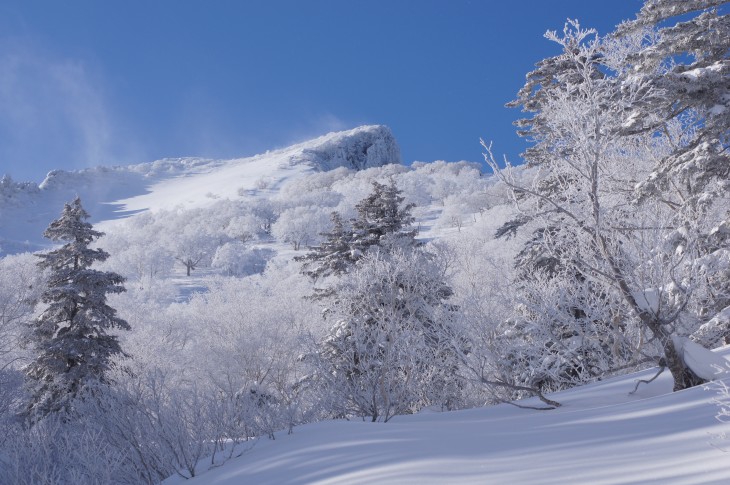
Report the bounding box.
[166,350,730,485]
[0,125,400,255]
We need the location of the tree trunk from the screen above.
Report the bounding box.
[597,236,705,391]
[658,327,706,391]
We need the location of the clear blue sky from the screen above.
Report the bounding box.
[0,0,643,183]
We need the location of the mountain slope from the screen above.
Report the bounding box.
[0,125,400,255]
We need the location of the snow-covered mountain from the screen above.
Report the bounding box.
[2,122,729,485]
[0,125,400,255]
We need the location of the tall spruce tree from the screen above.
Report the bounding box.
[24,197,129,420]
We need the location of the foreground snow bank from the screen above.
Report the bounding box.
[165,348,730,485]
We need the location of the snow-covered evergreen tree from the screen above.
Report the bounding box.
[350,180,417,254]
[297,179,418,283]
[614,0,730,346]
[24,197,129,421]
[299,180,462,419]
[296,212,358,281]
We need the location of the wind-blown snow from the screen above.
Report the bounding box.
[165,349,730,485]
[115,125,400,214]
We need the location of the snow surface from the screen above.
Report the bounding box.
[0,125,399,255]
[165,349,730,485]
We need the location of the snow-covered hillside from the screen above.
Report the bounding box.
[1,118,728,485]
[2,2,728,483]
[165,351,730,485]
[0,125,400,255]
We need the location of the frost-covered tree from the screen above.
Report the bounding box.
[172,228,216,277]
[24,197,129,420]
[614,0,730,345]
[488,14,726,392]
[272,205,331,251]
[350,180,417,254]
[615,0,728,201]
[0,254,46,420]
[0,254,45,370]
[298,181,462,419]
[488,21,651,391]
[224,212,267,243]
[211,242,272,276]
[316,249,462,421]
[497,267,639,392]
[296,212,358,280]
[297,180,418,283]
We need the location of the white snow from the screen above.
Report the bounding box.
[633,288,661,315]
[4,125,730,484]
[114,125,399,214]
[0,125,399,255]
[674,336,730,381]
[164,350,730,485]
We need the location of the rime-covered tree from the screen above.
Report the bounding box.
[486,13,726,392]
[614,0,730,346]
[615,0,728,200]
[350,180,417,254]
[24,197,129,420]
[488,21,649,391]
[317,249,462,421]
[297,180,417,282]
[296,212,358,281]
[299,181,462,418]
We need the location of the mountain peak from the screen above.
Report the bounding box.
[291,124,401,171]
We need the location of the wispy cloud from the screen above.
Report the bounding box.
[173,98,360,161]
[0,38,132,181]
[280,112,361,149]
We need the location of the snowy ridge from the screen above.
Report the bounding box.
[0,125,399,255]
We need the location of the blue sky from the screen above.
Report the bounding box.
[0,0,643,183]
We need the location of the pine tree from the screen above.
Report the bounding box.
[350,180,417,254]
[24,197,129,421]
[296,212,358,281]
[298,179,418,285]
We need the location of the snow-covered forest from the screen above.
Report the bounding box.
[0,1,728,483]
